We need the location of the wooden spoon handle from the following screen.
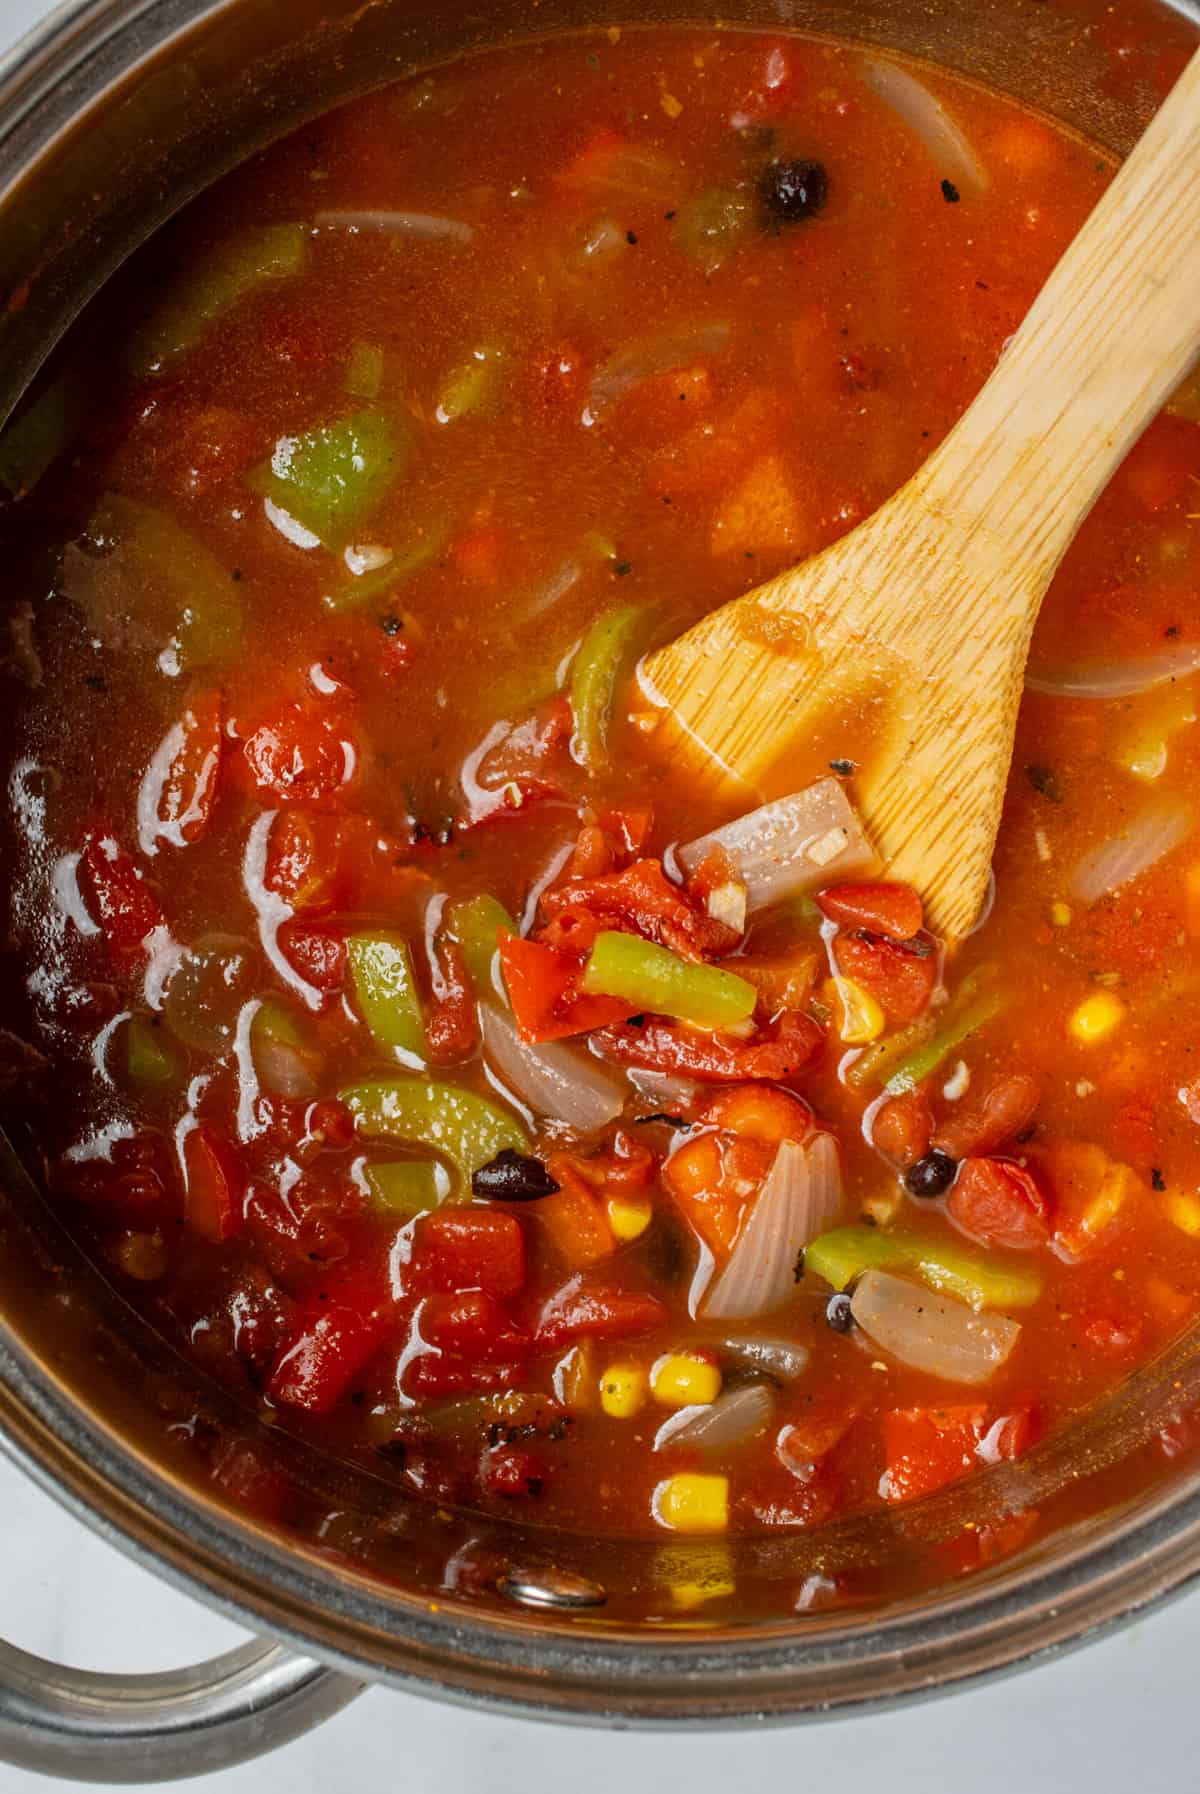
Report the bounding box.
[922,47,1200,590]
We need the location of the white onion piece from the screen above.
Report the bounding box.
[851,1270,1020,1386]
[1026,646,1200,699]
[702,1133,843,1321]
[562,143,680,204]
[586,321,731,423]
[253,1033,320,1101]
[480,1004,624,1130]
[716,1335,810,1381]
[653,1383,775,1453]
[862,57,987,195]
[315,210,473,243]
[628,1067,705,1111]
[678,779,877,916]
[1069,795,1192,905]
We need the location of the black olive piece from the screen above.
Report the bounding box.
[471,1148,560,1202]
[761,158,829,223]
[904,1149,958,1199]
[825,1292,854,1333]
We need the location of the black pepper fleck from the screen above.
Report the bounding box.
[941,178,961,203]
[1152,1167,1167,1191]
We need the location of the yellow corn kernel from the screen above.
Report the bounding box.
[607,1196,653,1242]
[1049,901,1072,928]
[860,1186,903,1228]
[1068,990,1125,1044]
[1163,1191,1200,1238]
[653,1473,729,1534]
[822,975,885,1046]
[656,1544,735,1608]
[600,1361,647,1419]
[651,1352,721,1408]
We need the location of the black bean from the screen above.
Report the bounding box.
[904,1149,958,1199]
[761,158,828,223]
[825,1292,854,1333]
[471,1149,560,1202]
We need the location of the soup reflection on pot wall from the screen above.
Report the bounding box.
[0,0,1197,1781]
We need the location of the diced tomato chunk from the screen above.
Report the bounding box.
[946,1157,1049,1251]
[142,693,223,851]
[242,703,352,805]
[816,881,923,940]
[77,830,163,954]
[871,1091,934,1167]
[479,1443,549,1498]
[421,1290,529,1362]
[498,931,633,1043]
[425,930,479,1064]
[832,930,937,1023]
[593,1008,823,1082]
[409,1208,526,1300]
[276,921,348,994]
[182,1125,245,1244]
[268,1303,387,1414]
[933,1074,1040,1162]
[535,1275,666,1350]
[881,1403,1036,1504]
[539,859,737,960]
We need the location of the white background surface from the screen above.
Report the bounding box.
[0,0,1197,1785]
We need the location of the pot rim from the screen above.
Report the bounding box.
[3,0,1200,1728]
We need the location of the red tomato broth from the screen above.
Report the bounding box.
[1,21,1200,1605]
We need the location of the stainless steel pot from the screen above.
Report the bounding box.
[1,0,1199,1779]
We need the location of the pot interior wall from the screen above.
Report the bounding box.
[0,0,1199,1705]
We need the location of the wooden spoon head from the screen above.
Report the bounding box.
[641,493,1041,941]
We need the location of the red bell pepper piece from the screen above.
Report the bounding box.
[498,932,632,1043]
[181,1125,245,1244]
[816,880,923,941]
[592,1008,823,1082]
[947,1157,1050,1251]
[409,1209,526,1301]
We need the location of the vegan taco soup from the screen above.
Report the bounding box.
[2,20,1199,1609]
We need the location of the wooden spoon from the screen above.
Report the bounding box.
[642,49,1200,940]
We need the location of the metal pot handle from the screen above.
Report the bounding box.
[0,1633,364,1783]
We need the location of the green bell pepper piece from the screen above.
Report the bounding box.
[321,530,446,614]
[345,340,385,400]
[124,1015,178,1088]
[446,893,517,996]
[131,224,308,376]
[0,378,68,499]
[364,1159,443,1213]
[347,932,425,1059]
[67,494,242,671]
[251,409,406,548]
[673,187,752,274]
[884,989,1006,1095]
[804,1224,1042,1311]
[582,930,756,1029]
[569,603,644,769]
[340,1077,530,1189]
